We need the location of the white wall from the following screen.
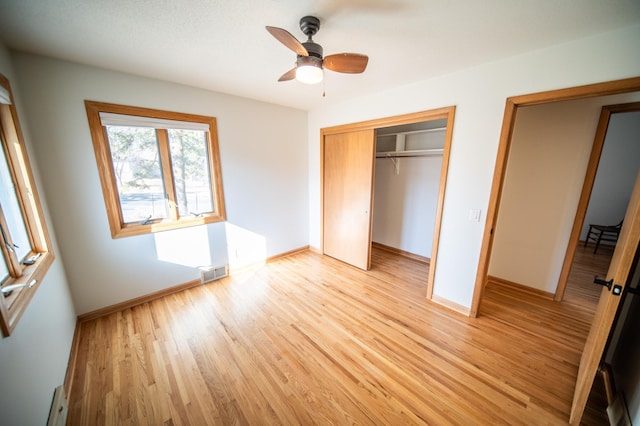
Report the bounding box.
[582,111,640,241]
[489,96,640,293]
[12,53,309,315]
[0,44,77,425]
[373,154,442,257]
[308,24,640,308]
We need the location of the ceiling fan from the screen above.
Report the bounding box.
[266,16,368,85]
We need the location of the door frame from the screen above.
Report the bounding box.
[320,106,455,298]
[471,76,640,317]
[555,102,640,301]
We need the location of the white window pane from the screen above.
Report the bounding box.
[167,129,214,216]
[99,112,209,131]
[106,126,168,223]
[0,143,31,261]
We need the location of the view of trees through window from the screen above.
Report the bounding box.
[0,138,32,278]
[168,129,213,216]
[106,126,213,223]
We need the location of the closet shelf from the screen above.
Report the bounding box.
[376,148,444,158]
[377,127,446,137]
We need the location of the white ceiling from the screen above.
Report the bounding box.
[0,0,639,111]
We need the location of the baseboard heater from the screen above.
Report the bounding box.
[47,385,68,426]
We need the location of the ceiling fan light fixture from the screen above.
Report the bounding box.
[296,56,323,84]
[296,65,323,84]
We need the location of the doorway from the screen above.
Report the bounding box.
[485,101,640,305]
[556,104,640,301]
[472,77,640,316]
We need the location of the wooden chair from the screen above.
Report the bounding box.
[584,220,623,254]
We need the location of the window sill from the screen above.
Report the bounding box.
[111,213,226,239]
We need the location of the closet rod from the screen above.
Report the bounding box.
[376,148,444,158]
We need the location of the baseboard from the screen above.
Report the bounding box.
[77,279,202,322]
[63,320,82,400]
[309,245,322,255]
[430,294,471,316]
[599,363,616,405]
[265,245,310,263]
[487,275,554,300]
[77,246,311,323]
[371,242,430,264]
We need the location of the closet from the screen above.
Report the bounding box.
[373,119,447,260]
[320,107,455,295]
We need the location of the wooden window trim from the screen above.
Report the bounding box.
[85,101,226,238]
[0,73,55,337]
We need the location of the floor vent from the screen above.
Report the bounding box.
[200,264,229,284]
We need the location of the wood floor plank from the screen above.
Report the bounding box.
[68,245,610,425]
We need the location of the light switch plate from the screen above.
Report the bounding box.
[468,209,481,222]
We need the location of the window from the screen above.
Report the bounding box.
[85,101,226,238]
[0,73,54,337]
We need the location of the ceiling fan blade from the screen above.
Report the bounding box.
[278,67,297,82]
[324,53,369,74]
[266,26,308,56]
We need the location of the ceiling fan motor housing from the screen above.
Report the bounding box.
[296,54,322,69]
[298,39,323,72]
[301,41,323,59]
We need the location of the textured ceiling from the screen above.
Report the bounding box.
[0,0,639,110]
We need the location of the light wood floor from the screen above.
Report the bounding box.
[67,246,612,425]
[563,243,613,308]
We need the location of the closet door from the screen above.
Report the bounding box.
[323,129,375,270]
